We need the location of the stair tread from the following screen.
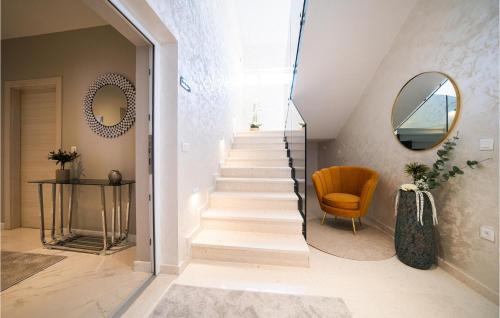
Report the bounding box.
[211,191,298,200]
[230,148,286,152]
[216,177,294,183]
[221,166,291,170]
[226,158,288,161]
[202,208,303,222]
[192,229,309,254]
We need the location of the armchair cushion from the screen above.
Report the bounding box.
[323,193,360,210]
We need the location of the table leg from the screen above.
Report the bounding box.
[37,184,46,244]
[59,184,64,236]
[125,184,132,238]
[100,185,108,253]
[51,184,56,240]
[111,187,116,245]
[68,184,74,235]
[118,186,122,240]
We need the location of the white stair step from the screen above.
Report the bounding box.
[235,131,284,137]
[233,136,284,144]
[210,191,298,210]
[216,177,294,192]
[229,149,288,159]
[192,229,309,267]
[232,142,286,150]
[202,208,303,234]
[224,158,289,167]
[220,166,291,178]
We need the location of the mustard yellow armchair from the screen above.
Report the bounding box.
[312,166,379,234]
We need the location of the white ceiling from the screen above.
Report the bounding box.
[292,0,417,139]
[1,0,107,40]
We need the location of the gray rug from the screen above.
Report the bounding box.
[150,284,352,318]
[1,251,66,291]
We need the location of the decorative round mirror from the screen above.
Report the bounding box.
[84,73,135,138]
[391,72,460,150]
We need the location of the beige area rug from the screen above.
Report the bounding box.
[1,251,66,291]
[307,217,395,261]
[150,284,352,318]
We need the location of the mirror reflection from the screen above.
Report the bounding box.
[92,85,127,126]
[391,72,459,150]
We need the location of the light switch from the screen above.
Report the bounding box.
[182,142,191,152]
[480,225,495,242]
[479,139,494,151]
[70,146,77,152]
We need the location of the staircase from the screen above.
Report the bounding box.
[191,130,310,267]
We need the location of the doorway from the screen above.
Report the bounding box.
[3,78,62,230]
[0,1,156,316]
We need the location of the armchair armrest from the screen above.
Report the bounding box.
[359,177,378,216]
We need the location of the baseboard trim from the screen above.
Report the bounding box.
[133,260,152,273]
[72,228,136,243]
[159,260,188,275]
[364,217,498,304]
[438,257,499,304]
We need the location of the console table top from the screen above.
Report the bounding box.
[29,179,135,186]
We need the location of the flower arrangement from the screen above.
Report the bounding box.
[403,133,488,191]
[398,133,490,226]
[250,103,261,130]
[48,149,79,170]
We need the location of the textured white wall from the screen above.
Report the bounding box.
[320,0,499,298]
[146,0,243,266]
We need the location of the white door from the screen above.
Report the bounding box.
[20,87,57,228]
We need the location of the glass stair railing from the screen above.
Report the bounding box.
[285,0,307,237]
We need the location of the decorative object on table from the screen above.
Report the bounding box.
[311,166,379,234]
[108,170,123,185]
[84,73,136,138]
[250,103,261,131]
[48,149,79,182]
[391,72,460,151]
[394,133,491,269]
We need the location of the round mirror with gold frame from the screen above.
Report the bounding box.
[391,72,460,150]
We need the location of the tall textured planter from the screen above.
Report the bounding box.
[395,190,436,269]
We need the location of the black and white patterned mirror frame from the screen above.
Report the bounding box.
[84,73,136,138]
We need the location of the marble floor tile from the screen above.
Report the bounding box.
[1,228,150,318]
[126,247,498,318]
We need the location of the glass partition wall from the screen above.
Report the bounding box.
[284,102,307,235]
[285,0,307,236]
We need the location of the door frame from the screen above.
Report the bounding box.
[2,77,62,229]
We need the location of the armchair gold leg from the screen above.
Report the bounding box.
[321,212,327,225]
[351,218,357,235]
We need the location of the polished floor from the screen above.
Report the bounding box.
[125,248,498,318]
[1,228,150,318]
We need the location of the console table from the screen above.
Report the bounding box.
[29,179,135,255]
